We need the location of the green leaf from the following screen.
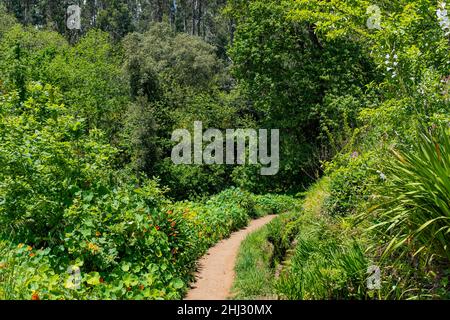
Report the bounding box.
[86,272,101,286]
[172,278,184,289]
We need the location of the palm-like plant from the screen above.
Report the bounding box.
[375,125,450,264]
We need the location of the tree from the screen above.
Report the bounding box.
[226,0,376,192]
[0,0,232,45]
[121,23,237,198]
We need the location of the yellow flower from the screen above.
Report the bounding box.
[87,242,100,254]
[17,243,24,249]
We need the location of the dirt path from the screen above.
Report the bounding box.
[184,214,277,300]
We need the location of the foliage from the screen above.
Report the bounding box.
[0,82,117,243]
[271,179,371,300]
[225,0,377,192]
[373,125,450,265]
[44,29,128,135]
[277,232,368,300]
[0,4,17,40]
[323,151,380,217]
[121,23,241,198]
[2,0,450,301]
[0,241,68,300]
[231,222,276,300]
[0,84,291,300]
[0,25,127,138]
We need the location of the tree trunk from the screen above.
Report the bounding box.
[230,18,235,46]
[155,0,163,22]
[192,0,196,36]
[197,0,202,37]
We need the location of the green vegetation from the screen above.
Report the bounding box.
[0,183,290,299]
[275,180,371,300]
[231,211,301,300]
[232,223,277,300]
[374,125,450,263]
[1,0,450,300]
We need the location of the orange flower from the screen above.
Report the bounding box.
[155,226,160,231]
[139,285,145,291]
[0,262,6,269]
[167,210,173,215]
[171,221,176,228]
[87,242,100,254]
[27,246,33,251]
[99,277,105,284]
[31,292,40,300]
[29,253,36,258]
[95,231,101,237]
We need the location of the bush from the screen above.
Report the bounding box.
[0,183,283,299]
[253,194,298,217]
[0,82,118,243]
[0,241,68,300]
[323,151,380,217]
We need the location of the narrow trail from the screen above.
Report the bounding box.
[184,214,277,300]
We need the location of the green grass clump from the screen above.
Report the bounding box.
[231,225,276,300]
[275,179,369,299]
[374,125,450,263]
[276,224,368,300]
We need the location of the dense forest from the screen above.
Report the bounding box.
[0,0,449,300]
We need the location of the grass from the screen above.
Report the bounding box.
[275,178,371,300]
[231,221,277,300]
[373,125,450,263]
[302,176,331,216]
[232,177,374,300]
[275,222,369,300]
[232,146,450,300]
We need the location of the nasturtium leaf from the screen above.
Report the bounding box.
[172,278,184,289]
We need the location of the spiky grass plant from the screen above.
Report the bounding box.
[375,124,450,264]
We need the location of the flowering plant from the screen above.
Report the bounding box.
[437,2,450,36]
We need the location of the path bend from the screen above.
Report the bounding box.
[184,214,277,300]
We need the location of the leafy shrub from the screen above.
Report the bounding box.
[0,182,283,299]
[0,82,118,243]
[0,241,68,300]
[323,151,379,217]
[253,194,298,217]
